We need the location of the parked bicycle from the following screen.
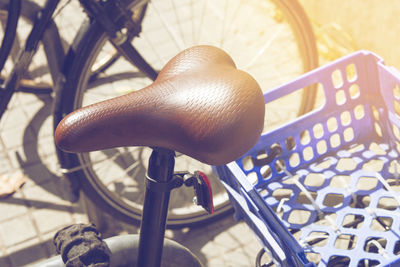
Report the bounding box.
[0,0,318,228]
[39,44,265,267]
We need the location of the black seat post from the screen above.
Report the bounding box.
[137,147,175,267]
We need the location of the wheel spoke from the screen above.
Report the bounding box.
[193,0,207,44]
[170,0,187,48]
[150,1,185,51]
[244,24,284,69]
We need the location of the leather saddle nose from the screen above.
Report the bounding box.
[55,45,265,165]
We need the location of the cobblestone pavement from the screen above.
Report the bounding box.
[0,1,261,266]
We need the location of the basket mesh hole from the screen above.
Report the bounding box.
[315,213,337,227]
[275,159,285,173]
[356,176,378,190]
[306,231,329,247]
[330,175,351,188]
[342,214,364,229]
[289,153,300,167]
[374,122,382,137]
[370,216,393,231]
[377,197,398,210]
[327,255,350,266]
[350,195,371,208]
[364,237,387,253]
[394,240,400,255]
[290,228,302,240]
[354,104,365,120]
[297,191,317,204]
[362,159,384,172]
[304,173,325,187]
[282,174,300,185]
[393,84,400,100]
[272,188,292,201]
[303,146,314,161]
[246,172,258,185]
[327,117,338,132]
[300,130,311,145]
[242,156,254,171]
[349,83,360,99]
[256,150,268,161]
[392,124,400,140]
[316,140,328,155]
[372,106,380,121]
[343,127,355,142]
[336,158,357,171]
[315,158,333,170]
[288,209,311,224]
[387,178,400,191]
[260,165,272,179]
[369,142,387,155]
[270,143,282,157]
[330,133,341,148]
[346,63,357,82]
[313,123,324,139]
[323,193,344,207]
[285,136,296,150]
[331,69,344,88]
[348,143,365,154]
[389,160,400,174]
[259,189,268,197]
[335,234,357,249]
[305,252,321,265]
[336,90,347,105]
[340,111,352,126]
[357,259,380,267]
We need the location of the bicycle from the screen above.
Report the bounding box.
[37,44,265,267]
[0,0,318,228]
[51,0,319,228]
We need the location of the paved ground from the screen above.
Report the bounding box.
[0,92,87,267]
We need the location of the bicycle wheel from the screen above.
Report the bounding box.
[55,0,318,228]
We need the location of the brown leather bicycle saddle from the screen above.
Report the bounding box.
[55,45,265,165]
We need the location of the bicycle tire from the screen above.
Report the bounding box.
[0,0,19,73]
[54,0,318,228]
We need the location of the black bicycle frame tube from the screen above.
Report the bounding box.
[137,148,175,267]
[0,0,61,116]
[0,0,21,73]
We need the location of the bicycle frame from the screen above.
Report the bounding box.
[0,0,157,120]
[0,0,63,115]
[0,0,20,72]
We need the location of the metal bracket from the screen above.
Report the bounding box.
[145,174,183,193]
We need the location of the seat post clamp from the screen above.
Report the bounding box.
[145,174,183,193]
